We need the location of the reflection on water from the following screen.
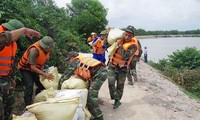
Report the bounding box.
[139,37,200,63]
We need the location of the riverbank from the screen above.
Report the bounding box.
[100,60,200,120]
[137,34,200,39]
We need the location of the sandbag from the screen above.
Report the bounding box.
[107,42,118,56]
[40,66,61,90]
[34,88,56,103]
[12,111,37,120]
[61,75,89,89]
[107,28,124,45]
[27,89,91,120]
[55,89,88,108]
[27,98,79,120]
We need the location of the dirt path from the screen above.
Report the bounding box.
[99,60,200,120]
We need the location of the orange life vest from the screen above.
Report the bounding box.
[110,40,135,69]
[74,55,102,81]
[18,42,50,71]
[0,25,5,33]
[131,37,139,56]
[0,25,17,76]
[92,39,105,54]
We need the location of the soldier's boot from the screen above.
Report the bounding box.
[133,74,138,81]
[132,72,138,82]
[113,100,121,109]
[91,115,104,120]
[128,80,134,85]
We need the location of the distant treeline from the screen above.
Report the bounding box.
[135,29,200,36]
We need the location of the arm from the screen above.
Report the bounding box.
[119,45,137,60]
[57,59,80,89]
[28,48,54,79]
[10,27,41,41]
[30,65,54,79]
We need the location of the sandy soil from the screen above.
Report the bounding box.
[99,60,200,120]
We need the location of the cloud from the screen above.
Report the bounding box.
[55,0,200,30]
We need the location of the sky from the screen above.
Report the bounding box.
[55,0,200,31]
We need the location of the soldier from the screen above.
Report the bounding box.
[18,36,55,106]
[58,51,107,120]
[127,37,143,85]
[0,19,41,120]
[107,25,137,109]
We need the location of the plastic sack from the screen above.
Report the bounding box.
[61,75,89,89]
[40,66,61,90]
[107,42,118,56]
[27,98,79,120]
[34,88,56,103]
[107,28,124,45]
[26,89,91,120]
[12,111,37,120]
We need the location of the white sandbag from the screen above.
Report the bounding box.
[27,98,79,120]
[61,75,89,89]
[34,88,56,103]
[27,89,91,120]
[12,111,37,120]
[107,28,124,45]
[40,66,61,90]
[107,42,118,56]
[55,89,88,108]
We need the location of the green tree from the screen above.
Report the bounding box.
[66,0,108,36]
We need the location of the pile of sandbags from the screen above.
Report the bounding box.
[26,89,90,120]
[24,74,91,120]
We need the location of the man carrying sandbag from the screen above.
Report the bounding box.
[107,25,137,109]
[58,51,108,120]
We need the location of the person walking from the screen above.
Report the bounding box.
[144,46,148,63]
[58,51,107,120]
[107,25,137,109]
[18,36,54,106]
[92,30,107,64]
[0,19,41,120]
[127,37,143,85]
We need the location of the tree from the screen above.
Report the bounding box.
[66,0,108,36]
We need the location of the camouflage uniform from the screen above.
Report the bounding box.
[58,57,107,120]
[127,40,143,85]
[0,28,18,120]
[108,44,136,108]
[0,77,15,120]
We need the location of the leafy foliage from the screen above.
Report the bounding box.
[0,0,108,80]
[150,47,200,98]
[168,47,200,70]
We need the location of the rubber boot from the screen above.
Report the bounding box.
[113,100,121,109]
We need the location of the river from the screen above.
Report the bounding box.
[139,37,200,63]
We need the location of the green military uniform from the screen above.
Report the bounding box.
[127,40,143,85]
[108,44,136,108]
[58,55,107,120]
[0,31,16,120]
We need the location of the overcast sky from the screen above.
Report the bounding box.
[55,0,200,31]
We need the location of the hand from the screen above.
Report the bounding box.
[24,28,41,39]
[116,38,122,46]
[44,73,54,80]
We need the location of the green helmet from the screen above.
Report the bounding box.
[2,19,24,30]
[39,36,55,49]
[66,51,79,60]
[124,25,135,35]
